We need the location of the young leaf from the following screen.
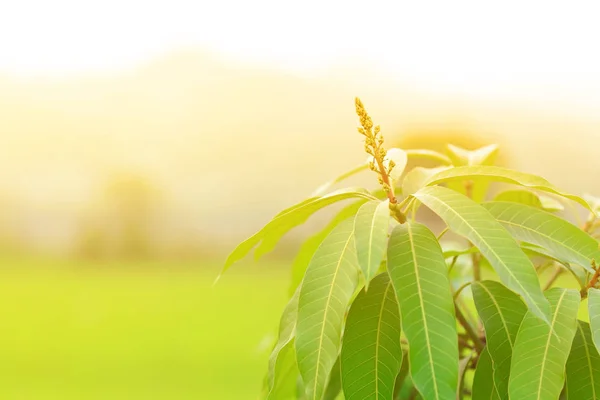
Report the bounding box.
[413,186,552,324]
[472,281,528,399]
[402,166,451,197]
[222,187,376,274]
[483,201,599,274]
[354,200,390,288]
[472,347,498,400]
[341,273,402,400]
[289,201,366,295]
[446,144,499,202]
[493,189,564,212]
[493,190,543,209]
[405,149,453,165]
[565,321,600,399]
[588,288,600,354]
[423,165,592,211]
[383,148,408,182]
[508,288,580,400]
[296,218,360,400]
[446,143,499,167]
[387,222,458,400]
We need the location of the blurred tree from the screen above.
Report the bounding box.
[77,172,163,261]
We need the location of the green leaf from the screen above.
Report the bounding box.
[472,281,528,399]
[424,165,592,211]
[354,200,390,288]
[313,164,371,196]
[493,190,541,208]
[583,193,600,216]
[494,190,564,212]
[565,321,600,399]
[289,201,366,295]
[520,242,587,288]
[405,149,452,165]
[267,340,299,400]
[382,148,408,183]
[413,186,552,323]
[341,273,402,400]
[443,246,479,258]
[483,201,598,274]
[323,358,343,400]
[267,288,300,394]
[588,288,600,354]
[508,288,580,400]
[446,143,499,167]
[445,144,499,202]
[312,149,451,197]
[296,218,360,400]
[472,347,498,400]
[402,166,451,197]
[221,187,376,274]
[387,222,458,400]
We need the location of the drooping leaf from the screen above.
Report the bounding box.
[323,358,343,400]
[565,320,600,399]
[221,187,376,274]
[296,218,360,400]
[341,273,402,400]
[483,201,598,274]
[402,166,452,197]
[472,281,527,399]
[413,186,552,323]
[508,288,580,400]
[267,288,300,394]
[520,242,587,288]
[424,165,592,211]
[387,222,458,400]
[313,163,370,196]
[472,347,498,400]
[588,288,600,354]
[354,200,390,288]
[289,201,366,295]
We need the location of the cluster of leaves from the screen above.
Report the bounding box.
[220,99,600,400]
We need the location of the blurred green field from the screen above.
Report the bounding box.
[0,257,289,399]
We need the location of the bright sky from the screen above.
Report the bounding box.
[2,0,600,102]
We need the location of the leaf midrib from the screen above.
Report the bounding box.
[579,323,597,399]
[536,290,568,400]
[312,233,354,400]
[417,191,545,320]
[374,282,393,399]
[478,283,515,348]
[407,223,440,400]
